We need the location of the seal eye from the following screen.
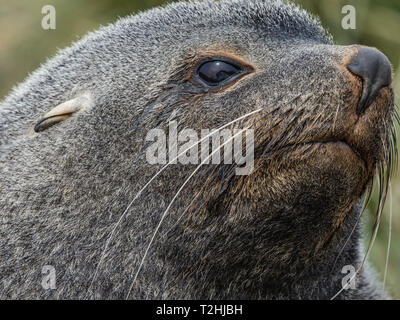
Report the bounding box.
[197,60,241,86]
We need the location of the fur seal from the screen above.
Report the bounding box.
[0,0,396,299]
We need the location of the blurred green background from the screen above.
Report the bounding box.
[0,0,399,298]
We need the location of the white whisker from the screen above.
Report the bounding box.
[383,180,392,290]
[331,175,386,300]
[160,191,201,239]
[86,108,263,297]
[125,127,250,299]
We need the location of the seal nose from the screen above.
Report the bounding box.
[347,47,392,115]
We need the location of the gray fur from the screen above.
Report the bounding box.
[0,0,394,299]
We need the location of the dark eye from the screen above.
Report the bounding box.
[197,60,241,86]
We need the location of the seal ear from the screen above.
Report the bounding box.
[34,92,93,132]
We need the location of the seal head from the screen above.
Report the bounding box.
[0,0,396,299]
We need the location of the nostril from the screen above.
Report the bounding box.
[347,47,392,115]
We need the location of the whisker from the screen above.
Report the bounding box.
[330,166,388,300]
[332,103,340,133]
[86,107,264,297]
[383,181,392,290]
[126,85,318,298]
[330,189,370,272]
[331,101,397,299]
[87,81,317,298]
[125,127,250,299]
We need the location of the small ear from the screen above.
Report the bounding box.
[34,92,93,132]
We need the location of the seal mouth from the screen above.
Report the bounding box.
[271,86,394,177]
[275,140,368,171]
[346,85,394,173]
